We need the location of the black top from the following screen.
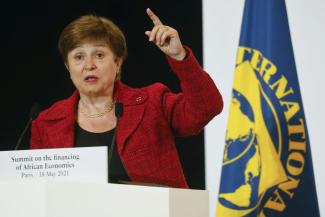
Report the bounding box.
[74,124,130,183]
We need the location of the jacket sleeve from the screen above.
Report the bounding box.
[161,46,223,136]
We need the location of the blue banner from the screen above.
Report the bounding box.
[217,0,320,216]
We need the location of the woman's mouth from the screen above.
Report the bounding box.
[84,75,98,83]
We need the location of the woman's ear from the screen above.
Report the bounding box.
[115,58,123,72]
[114,58,123,80]
[115,57,122,67]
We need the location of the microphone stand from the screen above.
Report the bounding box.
[15,118,33,150]
[107,103,123,183]
[15,103,41,150]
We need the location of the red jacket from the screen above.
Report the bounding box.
[30,47,223,188]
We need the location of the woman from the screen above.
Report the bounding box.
[30,8,223,188]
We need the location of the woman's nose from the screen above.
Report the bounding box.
[84,57,96,70]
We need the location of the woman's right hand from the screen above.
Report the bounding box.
[145,8,186,61]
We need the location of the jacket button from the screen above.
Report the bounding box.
[136,97,142,102]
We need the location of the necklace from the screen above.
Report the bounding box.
[79,100,115,118]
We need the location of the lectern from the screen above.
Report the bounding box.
[0,181,209,217]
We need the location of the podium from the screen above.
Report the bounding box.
[0,181,209,217]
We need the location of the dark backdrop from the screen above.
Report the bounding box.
[0,0,205,189]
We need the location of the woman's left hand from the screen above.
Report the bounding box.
[145,8,187,61]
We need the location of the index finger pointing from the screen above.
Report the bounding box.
[146,8,162,26]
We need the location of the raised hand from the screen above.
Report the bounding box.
[145,8,186,61]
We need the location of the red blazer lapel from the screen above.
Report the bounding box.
[45,116,75,148]
[115,82,148,154]
[42,91,78,148]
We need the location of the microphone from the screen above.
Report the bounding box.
[115,102,124,118]
[107,103,124,183]
[15,103,41,150]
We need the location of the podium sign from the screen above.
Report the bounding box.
[0,147,107,183]
[0,148,210,217]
